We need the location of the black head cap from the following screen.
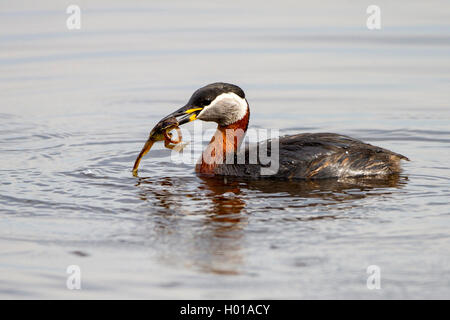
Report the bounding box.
[187,82,245,107]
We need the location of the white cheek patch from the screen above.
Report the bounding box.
[197,92,248,126]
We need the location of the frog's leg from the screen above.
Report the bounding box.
[132,139,155,176]
[164,139,176,150]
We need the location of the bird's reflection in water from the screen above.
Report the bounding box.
[136,175,248,275]
[135,174,407,275]
[232,174,408,215]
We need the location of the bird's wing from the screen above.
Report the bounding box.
[275,133,408,178]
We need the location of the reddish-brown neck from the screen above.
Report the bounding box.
[196,110,250,175]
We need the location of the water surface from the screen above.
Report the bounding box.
[0,0,449,299]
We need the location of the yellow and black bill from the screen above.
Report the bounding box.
[161,104,203,125]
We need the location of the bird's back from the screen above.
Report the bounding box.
[213,133,409,179]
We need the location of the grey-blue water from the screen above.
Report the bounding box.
[0,0,449,299]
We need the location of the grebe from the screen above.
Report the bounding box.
[134,82,408,179]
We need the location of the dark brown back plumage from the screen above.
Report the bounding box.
[214,133,409,179]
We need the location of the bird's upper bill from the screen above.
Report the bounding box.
[162,104,203,126]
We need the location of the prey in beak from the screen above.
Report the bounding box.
[132,105,202,176]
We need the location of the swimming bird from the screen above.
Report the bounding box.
[134,82,409,179]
